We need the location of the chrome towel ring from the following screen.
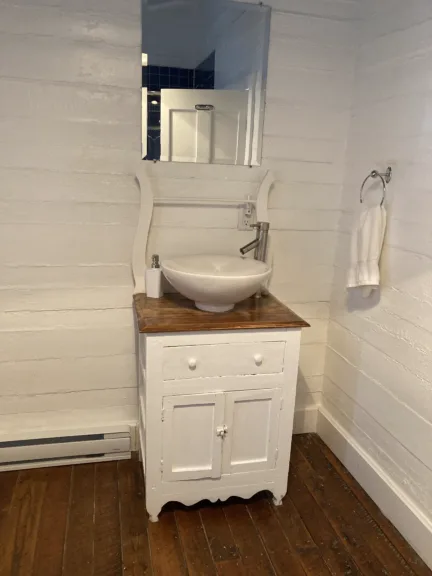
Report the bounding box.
[360,166,392,206]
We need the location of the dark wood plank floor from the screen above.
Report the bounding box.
[0,434,430,576]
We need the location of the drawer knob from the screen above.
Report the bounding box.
[188,358,197,370]
[254,353,263,366]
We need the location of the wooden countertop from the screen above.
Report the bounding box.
[133,293,309,333]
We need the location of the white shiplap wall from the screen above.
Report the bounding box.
[0,0,358,439]
[322,0,432,565]
[0,0,141,438]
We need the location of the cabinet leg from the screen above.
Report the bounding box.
[272,493,284,506]
[147,498,162,523]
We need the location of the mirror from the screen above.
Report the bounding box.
[141,0,270,166]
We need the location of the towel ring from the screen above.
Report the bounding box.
[360,167,392,206]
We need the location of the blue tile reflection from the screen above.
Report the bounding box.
[142,52,215,160]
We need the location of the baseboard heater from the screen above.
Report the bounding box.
[0,432,131,471]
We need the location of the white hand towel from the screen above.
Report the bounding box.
[347,204,387,297]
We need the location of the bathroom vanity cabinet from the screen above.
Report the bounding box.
[133,293,309,522]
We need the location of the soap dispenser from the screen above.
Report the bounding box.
[146,254,163,298]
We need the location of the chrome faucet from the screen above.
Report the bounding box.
[239,221,270,263]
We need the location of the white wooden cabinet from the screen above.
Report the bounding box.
[137,328,302,522]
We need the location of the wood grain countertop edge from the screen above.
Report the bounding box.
[133,293,310,334]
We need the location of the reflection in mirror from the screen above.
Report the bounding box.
[141,0,270,166]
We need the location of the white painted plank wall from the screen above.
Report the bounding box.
[0,0,141,436]
[0,0,357,437]
[324,0,432,557]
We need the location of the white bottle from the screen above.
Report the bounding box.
[146,254,163,298]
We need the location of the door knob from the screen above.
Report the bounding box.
[188,358,197,370]
[254,353,263,366]
[216,425,228,438]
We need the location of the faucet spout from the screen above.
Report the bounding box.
[240,238,260,255]
[239,221,270,262]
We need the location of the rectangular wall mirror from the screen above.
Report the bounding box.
[141,0,271,166]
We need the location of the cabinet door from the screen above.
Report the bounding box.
[162,393,224,481]
[222,389,281,474]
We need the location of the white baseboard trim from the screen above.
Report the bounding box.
[293,405,318,434]
[317,406,432,570]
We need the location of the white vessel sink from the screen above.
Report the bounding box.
[161,255,271,313]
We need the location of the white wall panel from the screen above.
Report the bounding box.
[328,321,432,424]
[0,141,139,175]
[262,136,344,164]
[0,388,137,415]
[265,0,361,21]
[269,209,340,232]
[326,348,432,468]
[0,79,140,124]
[0,405,138,442]
[0,355,135,397]
[0,287,133,312]
[0,0,140,17]
[289,302,330,320]
[269,182,342,210]
[269,37,355,73]
[0,224,135,265]
[0,326,134,362]
[0,201,138,226]
[0,309,132,329]
[321,382,432,513]
[0,168,139,203]
[0,265,131,290]
[295,391,322,411]
[271,11,358,46]
[0,117,139,151]
[0,5,140,46]
[299,343,326,378]
[263,158,345,185]
[266,69,352,109]
[264,103,350,140]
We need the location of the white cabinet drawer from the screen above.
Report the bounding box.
[162,341,285,381]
